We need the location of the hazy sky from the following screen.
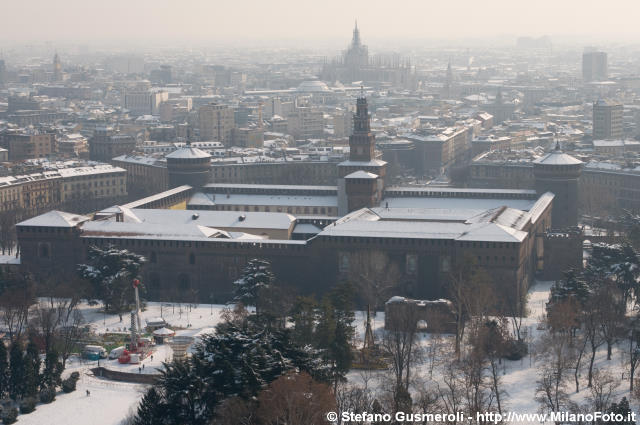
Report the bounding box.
[3,0,640,45]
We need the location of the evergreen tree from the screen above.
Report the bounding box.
[23,335,40,397]
[133,321,327,424]
[41,348,63,389]
[78,244,146,313]
[290,296,317,346]
[0,341,8,399]
[134,387,168,425]
[161,359,207,425]
[327,283,355,390]
[548,269,590,308]
[330,320,352,390]
[232,258,275,317]
[608,397,634,424]
[315,298,336,350]
[8,342,24,400]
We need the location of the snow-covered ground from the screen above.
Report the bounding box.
[18,281,639,424]
[16,302,229,424]
[349,280,637,423]
[0,254,20,265]
[17,360,146,425]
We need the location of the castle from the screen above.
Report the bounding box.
[16,97,580,304]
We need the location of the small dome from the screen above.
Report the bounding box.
[166,146,211,160]
[296,80,331,93]
[533,147,582,166]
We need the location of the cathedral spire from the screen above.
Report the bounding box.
[352,20,361,47]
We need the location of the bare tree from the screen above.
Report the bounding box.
[583,295,606,387]
[597,285,625,361]
[436,361,465,424]
[470,319,509,414]
[535,330,573,414]
[425,333,449,379]
[496,275,529,341]
[255,372,336,425]
[0,271,36,341]
[586,369,620,412]
[381,301,422,400]
[624,316,640,392]
[448,254,497,357]
[335,381,375,425]
[347,250,400,310]
[571,331,588,393]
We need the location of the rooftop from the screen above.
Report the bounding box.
[17,211,90,227]
[533,146,582,166]
[345,171,378,179]
[102,208,296,230]
[317,206,537,243]
[165,146,211,160]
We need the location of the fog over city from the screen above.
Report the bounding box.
[3,0,640,47]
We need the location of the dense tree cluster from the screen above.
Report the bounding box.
[537,240,640,416]
[133,258,354,424]
[0,268,85,421]
[133,315,334,424]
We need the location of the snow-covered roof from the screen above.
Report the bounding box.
[318,207,530,243]
[338,159,387,167]
[57,165,125,178]
[152,327,175,336]
[17,211,90,227]
[106,208,296,230]
[203,183,337,192]
[188,193,337,208]
[345,170,378,179]
[82,220,232,240]
[381,197,537,211]
[165,146,211,159]
[533,148,582,165]
[296,80,332,93]
[593,139,624,147]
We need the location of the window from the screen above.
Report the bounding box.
[339,252,350,272]
[406,254,418,275]
[441,256,451,272]
[178,274,190,291]
[149,272,161,289]
[38,243,50,259]
[150,251,157,263]
[189,253,196,265]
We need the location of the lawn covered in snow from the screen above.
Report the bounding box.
[17,281,640,424]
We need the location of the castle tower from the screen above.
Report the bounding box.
[533,142,583,228]
[337,95,387,214]
[166,141,212,189]
[350,95,375,161]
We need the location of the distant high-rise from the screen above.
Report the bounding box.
[53,53,62,82]
[593,99,623,140]
[0,59,6,87]
[443,61,454,98]
[582,51,608,82]
[198,103,235,145]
